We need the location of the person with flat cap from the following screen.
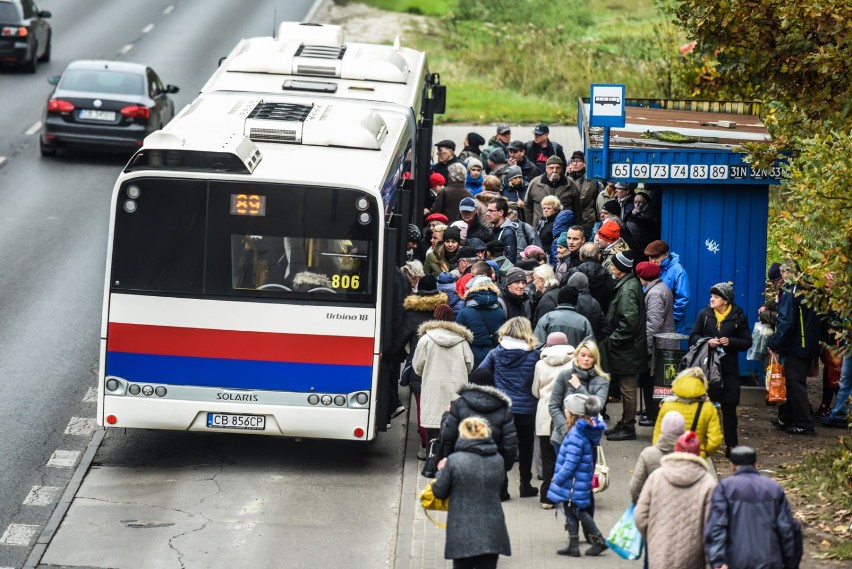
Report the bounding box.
[705,446,803,569]
[431,139,463,185]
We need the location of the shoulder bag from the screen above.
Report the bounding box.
[592,444,609,493]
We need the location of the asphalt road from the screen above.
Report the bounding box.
[0,1,317,567]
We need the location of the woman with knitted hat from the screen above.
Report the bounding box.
[652,367,723,458]
[689,282,752,455]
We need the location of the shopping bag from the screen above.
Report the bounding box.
[606,503,644,560]
[766,353,786,403]
[592,445,609,493]
[419,480,448,528]
[420,437,442,479]
[825,347,843,390]
[747,322,773,361]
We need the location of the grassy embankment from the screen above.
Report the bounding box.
[345,0,682,124]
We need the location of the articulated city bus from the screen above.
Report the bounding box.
[97,23,444,441]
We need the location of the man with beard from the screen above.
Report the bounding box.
[567,151,603,237]
[524,156,581,227]
[524,124,567,176]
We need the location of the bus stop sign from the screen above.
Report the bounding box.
[589,84,625,128]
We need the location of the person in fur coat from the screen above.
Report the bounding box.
[629,411,684,504]
[635,431,717,569]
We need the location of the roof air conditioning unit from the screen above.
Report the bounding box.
[277,22,344,47]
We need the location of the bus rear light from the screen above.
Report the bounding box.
[105,378,120,391]
[128,384,141,395]
[155,386,167,397]
[355,392,369,405]
[353,427,364,438]
[334,395,346,406]
[308,394,319,405]
[106,415,117,425]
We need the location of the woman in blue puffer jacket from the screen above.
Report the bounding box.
[548,393,608,557]
[456,276,505,367]
[479,316,540,500]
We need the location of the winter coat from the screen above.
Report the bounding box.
[430,156,463,188]
[386,292,450,362]
[573,174,600,228]
[652,374,723,458]
[494,221,518,263]
[516,156,538,183]
[575,290,605,341]
[625,207,658,256]
[436,272,465,317]
[567,260,615,314]
[532,285,559,326]
[548,210,575,269]
[600,237,631,271]
[533,305,594,349]
[431,437,512,560]
[629,432,677,503]
[705,466,803,569]
[601,273,648,375]
[412,320,474,428]
[423,249,449,276]
[456,281,505,367]
[499,177,529,206]
[689,304,752,405]
[547,418,606,509]
[659,252,691,332]
[514,220,542,251]
[479,341,540,416]
[635,452,716,569]
[768,284,824,360]
[549,363,609,446]
[644,277,676,362]
[464,217,493,245]
[535,213,556,254]
[440,384,518,470]
[498,287,532,320]
[524,139,567,177]
[531,345,575,436]
[431,182,473,222]
[524,174,575,227]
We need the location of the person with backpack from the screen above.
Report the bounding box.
[689,282,752,455]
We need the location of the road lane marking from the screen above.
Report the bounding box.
[65,417,97,436]
[164,5,174,14]
[119,43,133,55]
[25,121,42,136]
[0,157,6,168]
[46,450,81,468]
[23,486,62,506]
[83,387,97,402]
[0,524,41,546]
[142,23,155,34]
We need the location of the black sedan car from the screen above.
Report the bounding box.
[0,0,51,72]
[40,60,179,156]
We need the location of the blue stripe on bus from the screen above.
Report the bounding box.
[106,352,373,393]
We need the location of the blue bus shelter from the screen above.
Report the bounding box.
[578,98,781,377]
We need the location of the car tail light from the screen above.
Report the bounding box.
[120,105,150,119]
[47,99,75,113]
[1,26,27,37]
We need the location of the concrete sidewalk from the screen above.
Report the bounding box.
[394,395,650,569]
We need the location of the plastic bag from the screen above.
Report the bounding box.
[766,352,786,403]
[606,503,644,560]
[747,322,773,361]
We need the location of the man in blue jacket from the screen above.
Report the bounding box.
[645,240,690,333]
[767,262,824,435]
[705,446,802,569]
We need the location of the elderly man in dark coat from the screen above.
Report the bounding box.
[636,261,675,426]
[601,251,648,441]
[533,286,594,348]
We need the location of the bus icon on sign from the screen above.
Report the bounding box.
[595,96,620,106]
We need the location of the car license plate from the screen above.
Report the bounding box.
[207,413,266,430]
[78,109,116,121]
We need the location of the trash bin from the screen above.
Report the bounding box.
[652,333,689,400]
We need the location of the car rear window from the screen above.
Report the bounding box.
[0,3,23,21]
[60,70,145,96]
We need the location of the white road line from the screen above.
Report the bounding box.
[83,386,97,402]
[164,5,174,15]
[23,486,62,506]
[46,450,81,468]
[25,121,42,136]
[0,524,41,546]
[142,23,155,34]
[0,157,6,167]
[65,417,97,436]
[119,43,133,55]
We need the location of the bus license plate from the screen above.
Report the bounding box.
[207,413,265,430]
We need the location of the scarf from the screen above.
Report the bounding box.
[466,172,484,195]
[714,304,732,330]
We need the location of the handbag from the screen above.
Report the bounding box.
[419,480,448,528]
[766,352,787,403]
[606,503,644,560]
[592,444,609,493]
[420,437,442,479]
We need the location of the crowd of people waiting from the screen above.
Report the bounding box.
[381,124,847,568]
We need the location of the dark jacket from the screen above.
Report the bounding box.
[535,213,557,253]
[533,285,560,326]
[705,466,803,569]
[547,418,606,508]
[436,272,465,317]
[431,182,473,221]
[494,221,518,264]
[568,260,615,314]
[548,210,575,269]
[431,156,463,185]
[575,291,605,341]
[479,344,540,415]
[440,384,518,470]
[549,363,610,445]
[464,217,494,244]
[768,284,824,359]
[525,139,567,176]
[689,304,751,405]
[431,437,512,560]
[499,287,532,320]
[601,273,648,375]
[456,282,505,366]
[387,292,450,361]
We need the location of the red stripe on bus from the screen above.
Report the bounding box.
[107,323,374,366]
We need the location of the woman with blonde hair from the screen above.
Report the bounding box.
[478,316,540,499]
[652,366,722,458]
[536,195,562,254]
[424,223,451,276]
[433,416,512,568]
